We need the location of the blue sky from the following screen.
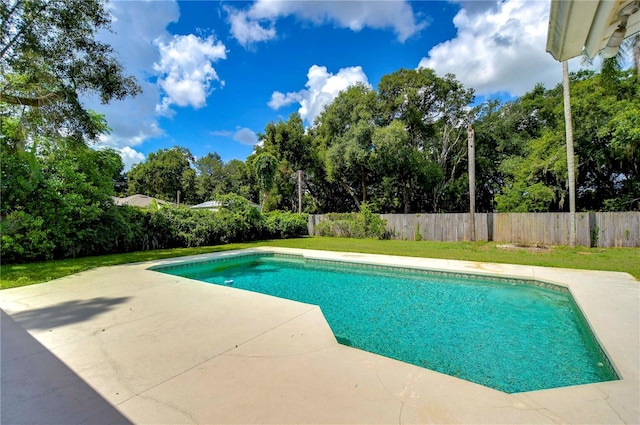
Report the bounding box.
[88,0,585,171]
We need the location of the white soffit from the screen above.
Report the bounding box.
[547,0,640,61]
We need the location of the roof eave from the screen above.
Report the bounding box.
[546,0,600,61]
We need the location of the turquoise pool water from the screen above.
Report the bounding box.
[153,254,617,393]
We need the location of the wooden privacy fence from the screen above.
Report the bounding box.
[308,212,640,248]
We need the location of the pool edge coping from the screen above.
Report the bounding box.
[147,246,638,390]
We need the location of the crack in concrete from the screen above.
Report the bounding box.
[136,393,199,424]
[93,330,138,398]
[373,368,407,425]
[492,402,566,424]
[215,305,322,355]
[374,368,399,401]
[600,389,627,424]
[223,345,333,359]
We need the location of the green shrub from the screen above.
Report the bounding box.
[1,191,311,265]
[314,204,389,239]
[1,211,55,262]
[316,215,360,237]
[264,211,309,239]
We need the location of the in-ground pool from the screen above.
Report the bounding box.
[152,253,618,393]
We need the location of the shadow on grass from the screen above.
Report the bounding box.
[1,310,133,424]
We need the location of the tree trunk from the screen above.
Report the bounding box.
[403,182,410,214]
[467,124,476,241]
[633,34,639,81]
[297,170,302,213]
[338,181,360,209]
[562,61,577,247]
[361,171,367,204]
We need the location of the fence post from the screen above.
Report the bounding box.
[487,213,494,242]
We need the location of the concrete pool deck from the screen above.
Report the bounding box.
[1,247,638,424]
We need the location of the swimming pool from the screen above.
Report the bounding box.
[151,252,618,393]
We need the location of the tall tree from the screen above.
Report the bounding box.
[378,68,474,211]
[316,84,378,208]
[0,0,140,144]
[371,120,441,213]
[127,147,195,202]
[194,152,225,202]
[493,69,639,212]
[253,152,278,210]
[260,113,311,171]
[220,159,254,200]
[258,113,313,211]
[325,120,376,206]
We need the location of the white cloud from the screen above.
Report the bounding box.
[268,91,303,109]
[417,0,565,97]
[226,7,276,47]
[86,80,165,146]
[233,128,259,145]
[117,147,146,171]
[211,128,259,145]
[85,1,178,151]
[228,0,425,47]
[94,144,145,172]
[269,65,370,125]
[154,34,227,114]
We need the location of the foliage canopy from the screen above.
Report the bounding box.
[0,0,140,145]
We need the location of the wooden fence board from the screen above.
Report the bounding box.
[308,212,640,247]
[594,212,640,247]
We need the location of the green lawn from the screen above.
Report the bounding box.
[1,237,639,289]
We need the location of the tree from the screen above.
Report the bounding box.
[495,133,563,213]
[260,113,311,171]
[1,138,128,261]
[127,147,195,202]
[0,0,140,144]
[600,34,639,83]
[372,120,441,213]
[570,69,640,210]
[325,120,376,207]
[315,84,378,208]
[378,68,439,145]
[467,100,513,212]
[221,159,254,200]
[253,152,278,210]
[194,152,225,202]
[378,68,474,211]
[0,0,144,263]
[492,69,639,212]
[257,113,313,211]
[492,83,570,213]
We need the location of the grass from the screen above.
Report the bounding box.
[1,237,639,289]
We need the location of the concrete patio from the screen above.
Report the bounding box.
[1,247,638,424]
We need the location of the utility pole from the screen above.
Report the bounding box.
[563,60,576,247]
[467,124,476,242]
